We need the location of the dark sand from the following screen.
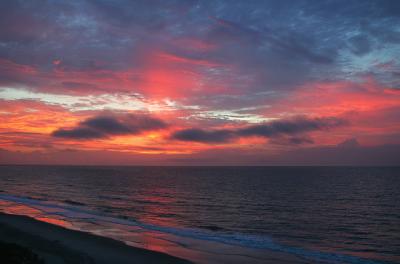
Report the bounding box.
[0,212,191,264]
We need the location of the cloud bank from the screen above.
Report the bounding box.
[52,114,167,139]
[172,116,346,143]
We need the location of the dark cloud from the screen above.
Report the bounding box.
[348,34,371,56]
[270,136,315,146]
[172,128,234,143]
[82,117,132,134]
[288,136,314,145]
[52,114,167,139]
[238,117,345,137]
[0,1,54,43]
[262,27,334,64]
[172,117,346,143]
[1,0,399,99]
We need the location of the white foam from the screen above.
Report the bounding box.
[0,194,390,264]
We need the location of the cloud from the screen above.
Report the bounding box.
[172,128,234,143]
[52,113,167,139]
[52,127,104,139]
[172,116,346,143]
[61,81,99,90]
[0,0,398,124]
[348,34,371,56]
[337,138,360,148]
[237,117,345,137]
[270,136,315,146]
[0,0,399,166]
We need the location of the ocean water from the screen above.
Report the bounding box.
[0,166,399,263]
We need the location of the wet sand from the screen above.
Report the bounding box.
[0,212,191,264]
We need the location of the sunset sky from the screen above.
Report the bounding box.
[0,0,399,165]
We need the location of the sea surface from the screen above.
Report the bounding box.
[0,166,399,263]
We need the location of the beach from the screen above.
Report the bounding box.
[0,212,191,264]
[0,212,307,264]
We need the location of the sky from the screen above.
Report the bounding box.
[0,0,399,165]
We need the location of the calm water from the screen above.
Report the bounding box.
[0,166,399,263]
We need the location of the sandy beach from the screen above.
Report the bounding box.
[0,212,191,264]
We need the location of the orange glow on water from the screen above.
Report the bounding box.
[36,217,72,228]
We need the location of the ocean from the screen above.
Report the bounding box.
[0,166,399,263]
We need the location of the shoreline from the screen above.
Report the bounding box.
[0,195,309,264]
[0,212,192,264]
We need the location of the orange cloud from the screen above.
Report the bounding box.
[261,78,400,146]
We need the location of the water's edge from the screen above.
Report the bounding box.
[0,194,392,264]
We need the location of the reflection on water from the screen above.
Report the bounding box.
[1,201,42,216]
[35,217,72,228]
[0,166,399,264]
[0,199,72,228]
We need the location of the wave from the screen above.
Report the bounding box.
[0,194,392,264]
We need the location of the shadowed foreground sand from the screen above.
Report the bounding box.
[0,212,191,264]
